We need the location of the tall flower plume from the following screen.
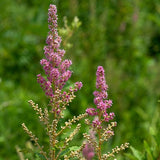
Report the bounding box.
[86,66,114,129]
[37,4,82,115]
[84,66,129,159]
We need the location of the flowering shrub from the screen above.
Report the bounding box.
[22,4,129,160]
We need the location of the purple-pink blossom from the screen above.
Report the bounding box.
[37,4,83,101]
[82,143,94,160]
[86,66,115,128]
[86,108,97,116]
[103,112,115,122]
[37,74,54,97]
[96,66,108,91]
[60,60,72,73]
[75,82,83,90]
[92,119,102,129]
[82,129,95,160]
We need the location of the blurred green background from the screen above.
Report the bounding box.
[0,0,160,159]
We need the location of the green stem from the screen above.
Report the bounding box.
[97,111,102,159]
[98,130,102,159]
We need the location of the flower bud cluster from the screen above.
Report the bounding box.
[86,66,115,129]
[83,66,129,159]
[37,4,83,115]
[37,4,82,96]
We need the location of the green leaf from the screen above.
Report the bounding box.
[143,140,153,160]
[124,153,139,160]
[130,146,144,160]
[59,148,70,157]
[69,146,80,151]
[35,153,47,160]
[59,146,80,158]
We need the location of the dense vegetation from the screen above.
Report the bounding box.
[0,0,160,159]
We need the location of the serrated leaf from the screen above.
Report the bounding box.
[130,146,144,160]
[143,140,153,160]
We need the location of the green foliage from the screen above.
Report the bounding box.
[59,146,80,158]
[125,103,160,159]
[129,146,144,160]
[0,0,160,159]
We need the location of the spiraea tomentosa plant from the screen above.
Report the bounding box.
[83,66,129,159]
[22,4,129,160]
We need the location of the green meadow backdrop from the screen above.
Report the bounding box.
[0,0,160,159]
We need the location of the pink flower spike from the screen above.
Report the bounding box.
[90,66,115,123]
[96,66,108,91]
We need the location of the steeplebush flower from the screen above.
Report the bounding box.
[21,4,129,160]
[22,4,87,160]
[86,66,114,127]
[36,4,83,117]
[84,66,129,159]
